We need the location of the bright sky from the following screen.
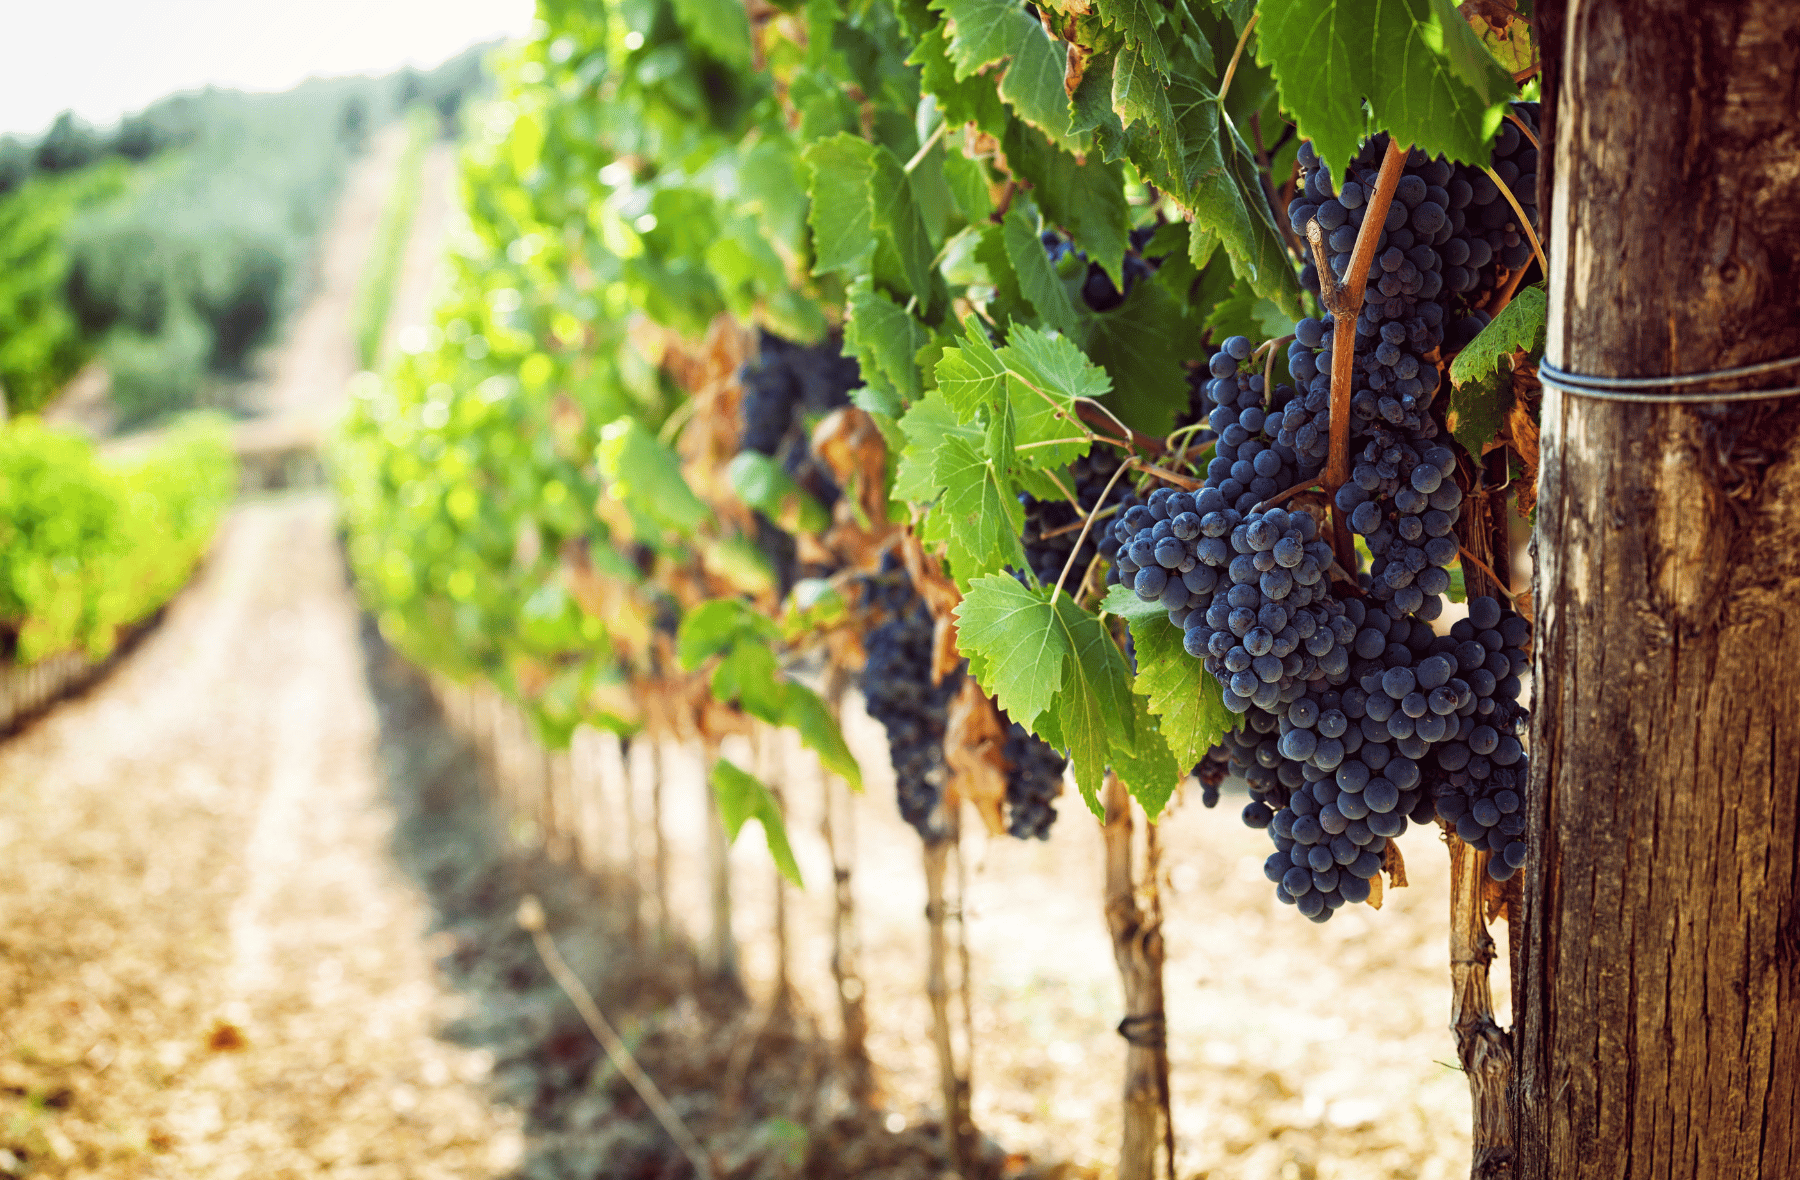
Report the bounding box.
[0,0,538,136]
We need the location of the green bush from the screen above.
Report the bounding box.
[0,162,130,414]
[0,415,235,664]
[103,309,211,429]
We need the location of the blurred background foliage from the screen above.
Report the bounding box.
[0,43,493,425]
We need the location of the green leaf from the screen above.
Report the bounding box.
[712,759,804,886]
[713,642,791,721]
[844,278,931,405]
[782,684,864,790]
[1258,0,1512,180]
[1002,123,1128,290]
[1001,323,1106,470]
[1256,0,1374,181]
[670,0,753,67]
[954,576,1071,726]
[1448,285,1547,386]
[1000,205,1083,337]
[1111,690,1183,819]
[894,389,976,502]
[1102,583,1236,771]
[1084,279,1192,439]
[868,144,940,302]
[596,419,711,537]
[1367,0,1510,166]
[1111,42,1174,132]
[728,452,830,533]
[803,135,877,276]
[1204,281,1295,344]
[940,417,1030,582]
[1427,0,1523,106]
[1093,0,1169,77]
[676,598,781,669]
[954,577,1135,815]
[998,19,1083,149]
[942,150,995,221]
[932,0,1025,78]
[1446,364,1510,459]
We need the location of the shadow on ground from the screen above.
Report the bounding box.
[358,618,1058,1180]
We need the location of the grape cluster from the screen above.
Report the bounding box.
[1112,483,1353,715]
[1423,596,1532,881]
[1334,434,1461,620]
[1002,720,1067,839]
[1108,115,1541,916]
[739,330,862,456]
[860,557,962,840]
[1018,448,1137,588]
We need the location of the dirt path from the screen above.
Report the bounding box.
[0,497,522,1178]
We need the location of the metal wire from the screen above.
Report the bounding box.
[1537,355,1800,403]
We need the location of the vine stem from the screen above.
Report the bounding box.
[903,120,948,173]
[1482,165,1548,283]
[1311,137,1410,572]
[517,896,716,1180]
[1051,454,1136,603]
[1218,12,1260,109]
[1457,546,1520,602]
[1075,399,1166,456]
[1133,462,1202,490]
[1505,109,1541,153]
[1252,477,1322,512]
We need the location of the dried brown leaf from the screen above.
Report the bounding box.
[1381,840,1409,889]
[945,679,1010,836]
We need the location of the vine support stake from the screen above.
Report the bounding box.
[1101,771,1174,1180]
[819,668,873,1101]
[701,736,739,987]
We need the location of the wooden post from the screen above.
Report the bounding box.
[922,833,968,1177]
[1101,772,1172,1180]
[820,682,873,1100]
[702,738,739,985]
[651,736,671,943]
[1516,3,1800,1175]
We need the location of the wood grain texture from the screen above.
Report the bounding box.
[1517,2,1800,1176]
[1101,772,1172,1180]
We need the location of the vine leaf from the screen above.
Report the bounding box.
[936,316,1105,469]
[932,0,1083,148]
[728,452,829,533]
[1083,278,1194,439]
[1002,123,1128,288]
[782,684,865,790]
[898,398,1029,583]
[803,135,877,276]
[669,0,752,68]
[712,759,804,886]
[1093,0,1169,77]
[844,278,930,405]
[1101,584,1236,771]
[1448,284,1547,387]
[1258,0,1514,180]
[1000,204,1084,337]
[596,419,711,537]
[1111,689,1183,819]
[954,576,1137,816]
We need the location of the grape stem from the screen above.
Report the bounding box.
[1037,467,1082,514]
[1075,399,1166,456]
[1261,333,1293,407]
[1217,12,1260,109]
[1482,165,1549,283]
[1132,462,1202,490]
[1051,454,1136,603]
[903,120,949,174]
[1457,546,1520,602]
[1252,478,1322,512]
[1310,136,1410,574]
[1505,109,1540,153]
[1040,502,1120,540]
